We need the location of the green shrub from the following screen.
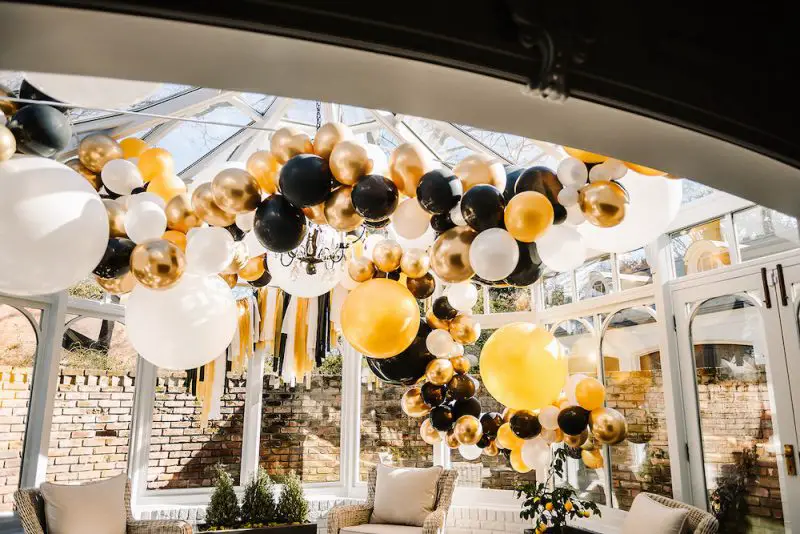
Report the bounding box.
[241,468,276,526]
[276,471,308,524]
[205,464,240,528]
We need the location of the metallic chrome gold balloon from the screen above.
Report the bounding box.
[130,240,186,290]
[324,187,363,231]
[0,86,17,117]
[564,429,589,448]
[162,230,187,252]
[219,272,238,289]
[329,140,373,186]
[400,248,430,279]
[578,181,627,228]
[246,150,281,194]
[581,448,605,469]
[502,407,518,423]
[372,239,403,272]
[445,429,460,449]
[270,127,313,164]
[165,193,202,234]
[0,125,16,162]
[430,226,477,283]
[78,134,124,173]
[65,158,102,190]
[623,161,666,176]
[407,273,436,300]
[239,254,266,282]
[94,271,136,295]
[420,418,442,445]
[302,202,327,225]
[503,191,554,243]
[564,146,608,164]
[401,387,431,418]
[103,199,128,238]
[454,415,483,445]
[483,440,499,457]
[313,122,353,159]
[589,407,627,445]
[450,355,471,374]
[191,183,236,227]
[212,168,262,214]
[348,256,375,283]
[425,309,450,331]
[389,143,431,197]
[453,153,506,192]
[223,241,249,274]
[449,314,480,345]
[425,358,455,386]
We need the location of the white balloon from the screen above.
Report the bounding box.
[538,405,560,430]
[339,273,361,291]
[536,225,586,272]
[450,203,467,226]
[126,274,237,370]
[564,204,586,226]
[364,144,389,176]
[521,437,551,468]
[577,174,682,253]
[426,329,454,358]
[556,157,588,188]
[446,282,479,312]
[101,159,144,195]
[127,191,166,210]
[451,343,465,357]
[186,227,235,275]
[267,253,345,298]
[391,198,431,239]
[124,201,167,244]
[392,224,436,251]
[23,72,161,109]
[588,159,627,182]
[557,187,580,207]
[0,156,108,296]
[243,230,267,257]
[564,373,588,406]
[188,161,247,195]
[458,443,483,461]
[236,211,256,232]
[469,228,519,281]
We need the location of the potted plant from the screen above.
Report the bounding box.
[516,448,601,534]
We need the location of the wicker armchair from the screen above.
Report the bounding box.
[328,467,457,534]
[14,479,192,534]
[641,493,718,534]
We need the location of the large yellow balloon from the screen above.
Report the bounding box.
[480,323,567,410]
[496,422,525,451]
[341,278,420,359]
[148,173,187,204]
[504,191,554,243]
[119,137,149,159]
[510,447,532,473]
[563,146,608,164]
[575,376,606,411]
[138,148,174,182]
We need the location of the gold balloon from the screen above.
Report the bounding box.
[453,153,506,192]
[425,358,455,386]
[162,230,187,252]
[223,241,249,275]
[420,418,442,445]
[445,429,460,449]
[192,183,236,227]
[270,127,313,164]
[239,254,266,282]
[138,148,175,183]
[314,122,353,159]
[400,248,430,279]
[65,158,101,190]
[372,239,403,272]
[504,191,554,243]
[348,256,375,283]
[103,199,128,238]
[425,309,450,331]
[483,440,499,457]
[219,272,238,289]
[165,194,202,234]
[212,168,262,214]
[449,314,481,345]
[148,173,187,204]
[329,140,373,186]
[119,138,149,159]
[510,448,532,473]
[94,272,136,295]
[324,187,363,231]
[407,273,436,300]
[450,355,470,374]
[502,408,518,423]
[564,146,608,164]
[302,202,327,225]
[430,226,477,283]
[564,429,589,448]
[0,85,17,117]
[78,134,123,173]
[590,407,627,445]
[496,422,525,451]
[0,125,16,162]
[575,376,606,411]
[578,181,627,228]
[246,151,281,194]
[623,161,667,176]
[130,240,186,290]
[389,143,431,197]
[581,448,605,469]
[454,415,483,445]
[401,387,431,418]
[341,278,420,359]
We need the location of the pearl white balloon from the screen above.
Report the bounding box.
[458,443,483,461]
[101,159,144,195]
[589,159,627,182]
[426,329,454,358]
[556,157,588,188]
[127,191,166,210]
[243,230,267,257]
[536,225,586,272]
[0,156,108,296]
[364,144,389,176]
[236,211,256,232]
[564,373,588,406]
[469,228,519,281]
[557,187,580,207]
[391,224,436,251]
[521,437,551,468]
[267,253,345,298]
[186,227,235,275]
[451,343,465,357]
[450,203,467,226]
[24,72,161,108]
[391,198,431,239]
[538,405,560,430]
[564,204,586,226]
[126,274,237,370]
[339,272,361,291]
[446,283,479,312]
[124,201,167,244]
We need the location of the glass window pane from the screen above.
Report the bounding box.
[671,218,732,277]
[543,272,573,308]
[454,126,546,167]
[682,179,716,204]
[576,255,613,300]
[488,286,531,313]
[617,248,653,290]
[734,206,800,262]
[472,285,485,315]
[239,93,276,114]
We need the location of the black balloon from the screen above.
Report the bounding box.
[416,169,463,214]
[7,105,72,157]
[461,184,505,232]
[476,434,492,448]
[364,218,391,229]
[19,80,67,112]
[367,320,434,385]
[503,165,525,203]
[248,269,273,288]
[505,241,543,287]
[432,296,458,321]
[407,273,436,299]
[558,406,591,436]
[430,212,456,234]
[514,166,566,224]
[446,374,478,402]
[130,186,146,195]
[565,446,583,460]
[480,412,503,438]
[253,194,308,253]
[510,410,542,439]
[430,404,455,432]
[92,238,136,279]
[352,175,399,221]
[421,382,448,407]
[278,154,333,208]
[224,224,246,241]
[451,396,481,420]
[100,189,121,200]
[386,268,402,281]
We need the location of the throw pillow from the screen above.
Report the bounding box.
[370,464,443,527]
[623,494,689,534]
[39,473,127,534]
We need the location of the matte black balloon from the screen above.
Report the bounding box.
[460,184,505,232]
[480,412,504,438]
[19,80,68,112]
[248,269,273,288]
[446,374,478,402]
[386,268,402,281]
[558,406,591,436]
[100,189,121,200]
[476,434,492,448]
[510,410,542,439]
[253,194,308,253]
[505,241,543,287]
[407,272,436,300]
[553,204,567,225]
[451,396,481,420]
[565,446,583,460]
[514,166,566,224]
[224,224,246,241]
[430,212,456,234]
[432,296,458,321]
[130,187,147,195]
[352,174,399,221]
[92,238,136,279]
[278,154,333,208]
[7,105,72,157]
[430,404,455,432]
[421,382,448,407]
[367,320,433,385]
[473,274,508,288]
[503,165,525,203]
[416,169,463,214]
[364,218,391,229]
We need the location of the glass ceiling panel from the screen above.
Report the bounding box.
[284,99,318,126]
[339,105,373,125]
[402,116,473,165]
[457,125,546,167]
[239,92,276,114]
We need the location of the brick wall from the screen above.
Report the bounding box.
[0,367,30,511]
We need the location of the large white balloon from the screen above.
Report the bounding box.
[536,225,587,272]
[521,437,551,468]
[538,405,560,430]
[364,144,389,176]
[0,156,108,296]
[391,198,431,239]
[266,253,344,298]
[577,174,682,253]
[243,230,267,257]
[391,224,436,251]
[23,72,161,109]
[446,283,478,312]
[564,373,589,406]
[186,227,235,275]
[124,201,167,244]
[426,329,454,358]
[127,191,166,210]
[556,157,588,188]
[236,211,256,232]
[126,275,237,370]
[101,159,144,195]
[469,228,519,281]
[458,443,482,461]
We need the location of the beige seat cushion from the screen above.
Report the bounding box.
[623,494,689,534]
[39,473,127,534]
[343,524,423,534]
[370,464,442,527]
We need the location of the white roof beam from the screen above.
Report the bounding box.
[228,97,294,162]
[180,127,258,181]
[369,110,445,164]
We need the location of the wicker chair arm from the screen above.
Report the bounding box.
[127,519,194,534]
[422,509,447,534]
[327,503,373,534]
[13,489,46,534]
